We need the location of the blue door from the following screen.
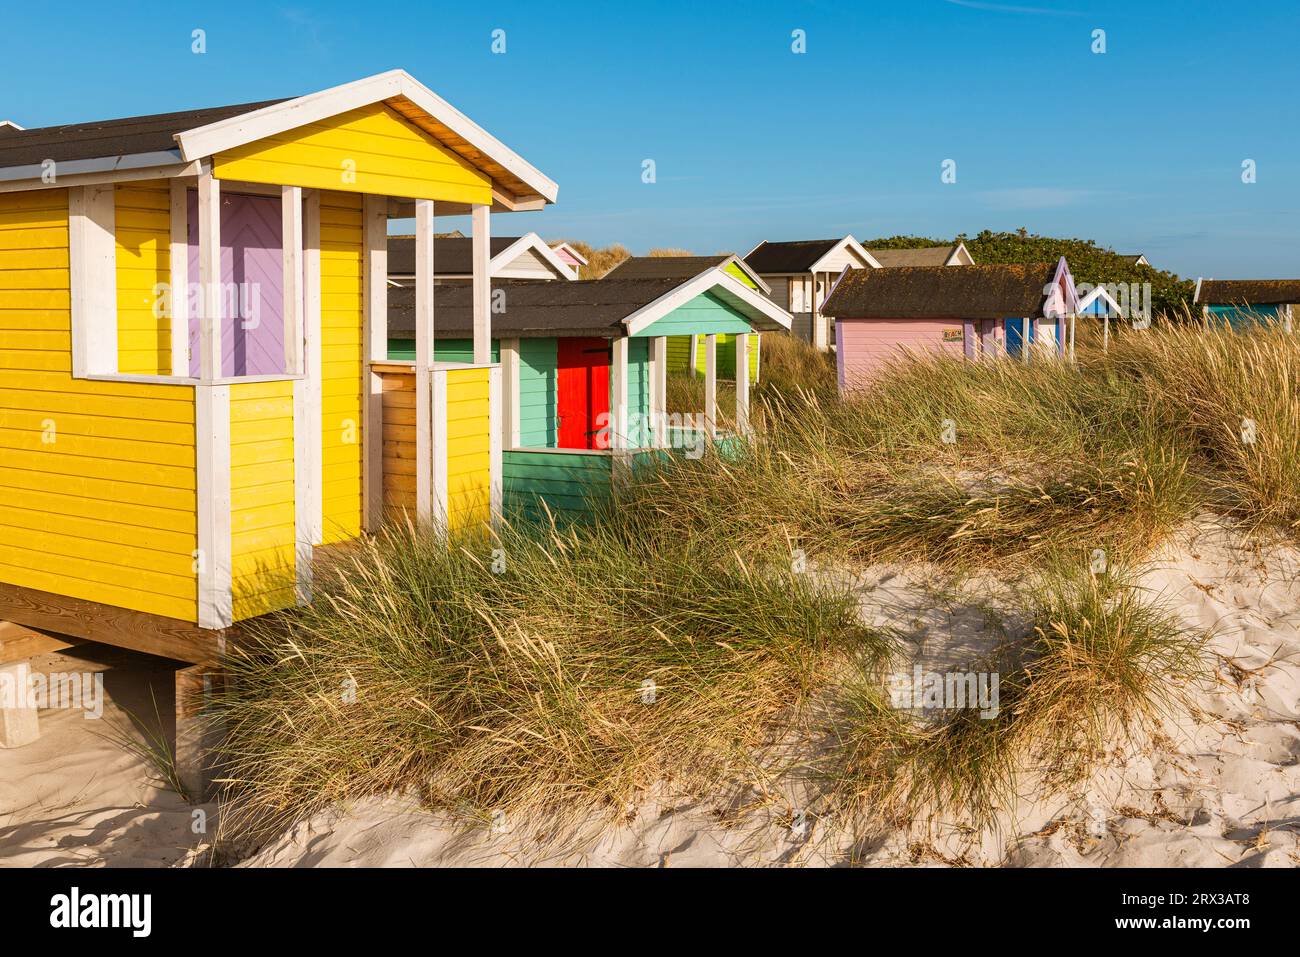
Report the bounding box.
[1004,317,1033,357]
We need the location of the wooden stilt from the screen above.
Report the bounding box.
[175,664,224,802]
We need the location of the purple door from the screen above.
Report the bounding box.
[187,191,285,377]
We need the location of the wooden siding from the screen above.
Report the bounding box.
[213,102,493,205]
[380,367,416,514]
[518,336,557,447]
[502,449,611,522]
[114,180,172,375]
[229,379,296,620]
[836,317,966,393]
[320,191,364,543]
[624,336,651,446]
[444,366,492,532]
[0,189,199,622]
[634,291,751,338]
[387,338,500,363]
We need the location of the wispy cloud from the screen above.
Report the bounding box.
[942,0,1083,16]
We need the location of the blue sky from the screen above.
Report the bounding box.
[2,1,1297,278]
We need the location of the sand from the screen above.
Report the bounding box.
[4,519,1298,867]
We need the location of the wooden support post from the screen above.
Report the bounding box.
[500,338,521,448]
[611,336,630,477]
[735,332,751,437]
[195,167,233,628]
[197,166,223,381]
[281,185,304,375]
[704,333,717,440]
[304,190,323,545]
[1069,314,1077,363]
[1021,317,1030,363]
[471,203,491,364]
[174,664,224,802]
[652,335,668,448]
[0,661,38,748]
[362,195,388,532]
[1103,314,1110,353]
[414,199,435,525]
[168,179,189,376]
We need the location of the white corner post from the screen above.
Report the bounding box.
[304,190,323,546]
[500,338,521,448]
[1103,314,1110,353]
[652,336,668,448]
[704,333,718,440]
[1021,317,1031,363]
[68,184,118,378]
[283,185,311,603]
[735,333,751,437]
[197,168,223,381]
[812,272,828,352]
[414,199,436,525]
[362,194,388,533]
[1069,313,1077,363]
[489,364,503,521]
[281,186,304,375]
[168,179,189,376]
[471,203,491,364]
[195,166,232,630]
[611,336,630,477]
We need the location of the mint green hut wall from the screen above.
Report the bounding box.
[387,338,501,362]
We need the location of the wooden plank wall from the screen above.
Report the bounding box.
[443,367,492,532]
[114,181,172,375]
[320,191,365,544]
[0,189,200,622]
[380,367,416,514]
[229,379,297,621]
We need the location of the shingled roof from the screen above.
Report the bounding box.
[387,278,686,337]
[604,254,771,293]
[0,100,287,170]
[867,246,960,268]
[744,239,844,274]
[822,263,1059,320]
[605,255,733,280]
[1195,279,1300,306]
[387,235,524,276]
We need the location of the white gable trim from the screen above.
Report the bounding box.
[1077,284,1123,315]
[1044,256,1079,318]
[809,235,881,272]
[0,120,25,131]
[948,241,975,265]
[714,254,772,295]
[491,232,577,280]
[622,268,793,337]
[173,69,558,205]
[550,241,589,266]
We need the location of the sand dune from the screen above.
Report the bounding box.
[4,521,1298,867]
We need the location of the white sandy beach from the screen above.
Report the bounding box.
[3,520,1298,868]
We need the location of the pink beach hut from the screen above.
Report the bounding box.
[822,257,1078,392]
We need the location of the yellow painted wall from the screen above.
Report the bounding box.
[443,367,492,532]
[229,379,296,621]
[0,189,199,621]
[213,102,492,205]
[319,191,364,543]
[114,181,173,375]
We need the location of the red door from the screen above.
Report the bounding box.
[557,337,611,450]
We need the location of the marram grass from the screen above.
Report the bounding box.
[215,515,891,840]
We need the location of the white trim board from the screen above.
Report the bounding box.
[621,268,794,338]
[172,70,558,206]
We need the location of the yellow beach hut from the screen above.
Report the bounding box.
[0,70,556,680]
